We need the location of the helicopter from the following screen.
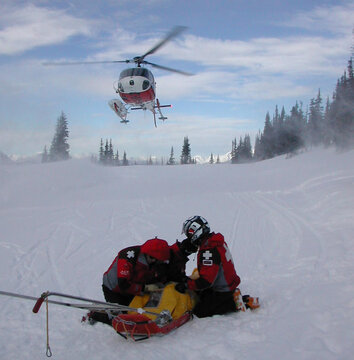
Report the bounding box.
[44,26,192,127]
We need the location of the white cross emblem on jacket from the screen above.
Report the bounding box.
[203,250,212,260]
[127,250,135,258]
[202,250,213,266]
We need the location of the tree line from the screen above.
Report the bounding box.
[96,139,129,166]
[96,136,198,166]
[42,57,353,165]
[252,57,353,162]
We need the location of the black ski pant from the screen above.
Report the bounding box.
[89,286,134,325]
[102,285,134,306]
[193,289,236,318]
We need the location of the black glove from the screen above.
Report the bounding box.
[175,282,188,293]
[178,238,198,256]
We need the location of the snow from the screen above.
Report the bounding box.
[0,148,353,360]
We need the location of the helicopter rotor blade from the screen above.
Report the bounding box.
[42,26,191,75]
[42,60,131,66]
[136,26,187,64]
[143,61,193,76]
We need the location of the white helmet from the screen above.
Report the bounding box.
[182,216,210,245]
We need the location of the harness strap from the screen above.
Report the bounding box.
[45,298,52,357]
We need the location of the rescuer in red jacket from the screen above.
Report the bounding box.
[102,237,170,306]
[175,216,241,318]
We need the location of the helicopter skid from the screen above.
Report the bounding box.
[155,99,170,123]
[109,98,171,127]
[108,99,128,122]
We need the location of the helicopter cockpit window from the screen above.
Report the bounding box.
[140,68,149,77]
[120,68,154,81]
[120,69,135,78]
[142,80,150,90]
[130,68,143,77]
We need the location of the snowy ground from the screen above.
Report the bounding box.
[0,148,353,360]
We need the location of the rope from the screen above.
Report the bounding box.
[45,298,52,357]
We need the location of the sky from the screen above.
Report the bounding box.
[0,0,353,160]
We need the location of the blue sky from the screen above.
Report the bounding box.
[0,0,353,159]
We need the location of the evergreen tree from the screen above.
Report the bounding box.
[122,151,129,166]
[261,112,274,159]
[99,139,104,163]
[104,139,109,164]
[180,136,192,164]
[234,135,252,163]
[236,137,243,162]
[49,111,70,161]
[242,134,253,161]
[98,138,122,166]
[281,101,305,154]
[108,139,114,165]
[41,145,48,163]
[216,155,220,164]
[167,146,175,165]
[323,97,332,147]
[329,58,354,149]
[273,106,286,155]
[209,153,214,164]
[115,150,120,166]
[231,138,237,164]
[253,132,263,161]
[307,89,324,146]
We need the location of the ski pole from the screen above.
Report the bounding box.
[0,290,163,317]
[0,290,117,311]
[32,291,162,316]
[32,291,129,313]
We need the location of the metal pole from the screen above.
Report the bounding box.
[0,290,161,316]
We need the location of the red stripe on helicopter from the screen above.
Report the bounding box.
[119,88,155,105]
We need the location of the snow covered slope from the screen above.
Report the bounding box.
[0,148,353,360]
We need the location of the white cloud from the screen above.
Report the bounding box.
[5,2,347,104]
[157,70,313,103]
[283,3,354,35]
[157,34,348,78]
[0,4,94,55]
[0,127,51,155]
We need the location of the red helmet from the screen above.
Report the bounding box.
[141,238,170,262]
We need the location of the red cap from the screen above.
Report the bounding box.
[141,238,170,262]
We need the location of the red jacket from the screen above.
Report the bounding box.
[103,245,166,296]
[187,232,240,292]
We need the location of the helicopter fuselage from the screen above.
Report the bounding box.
[116,67,156,107]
